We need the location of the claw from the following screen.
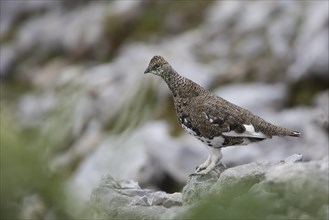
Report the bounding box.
[191,148,223,176]
[195,166,206,172]
[188,172,204,177]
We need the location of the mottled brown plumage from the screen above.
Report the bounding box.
[144,55,300,175]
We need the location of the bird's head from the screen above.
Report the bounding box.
[144,55,170,77]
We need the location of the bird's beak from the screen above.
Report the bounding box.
[144,67,151,74]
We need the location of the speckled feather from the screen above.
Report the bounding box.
[144,55,300,148]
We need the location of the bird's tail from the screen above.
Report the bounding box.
[251,116,301,138]
[269,124,301,137]
[289,131,301,137]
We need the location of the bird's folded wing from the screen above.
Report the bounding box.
[202,98,268,139]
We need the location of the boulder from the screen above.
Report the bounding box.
[91,154,329,219]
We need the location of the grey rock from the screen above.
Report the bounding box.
[262,156,328,209]
[178,154,328,219]
[183,154,303,204]
[182,163,225,204]
[90,175,182,220]
[90,155,328,219]
[219,154,303,191]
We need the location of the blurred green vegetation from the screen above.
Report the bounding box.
[186,192,276,220]
[183,183,328,220]
[0,107,69,219]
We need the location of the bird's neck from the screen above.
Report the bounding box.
[162,69,204,98]
[162,70,183,90]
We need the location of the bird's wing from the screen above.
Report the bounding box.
[201,96,268,139]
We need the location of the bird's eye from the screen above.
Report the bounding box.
[154,64,161,69]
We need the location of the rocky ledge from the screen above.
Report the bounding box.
[91,154,328,219]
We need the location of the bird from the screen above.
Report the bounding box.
[144,55,301,175]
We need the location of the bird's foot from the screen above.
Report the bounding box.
[195,165,206,173]
[190,162,217,176]
[188,169,211,177]
[189,148,223,177]
[195,155,211,173]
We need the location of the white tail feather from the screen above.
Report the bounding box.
[222,124,268,139]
